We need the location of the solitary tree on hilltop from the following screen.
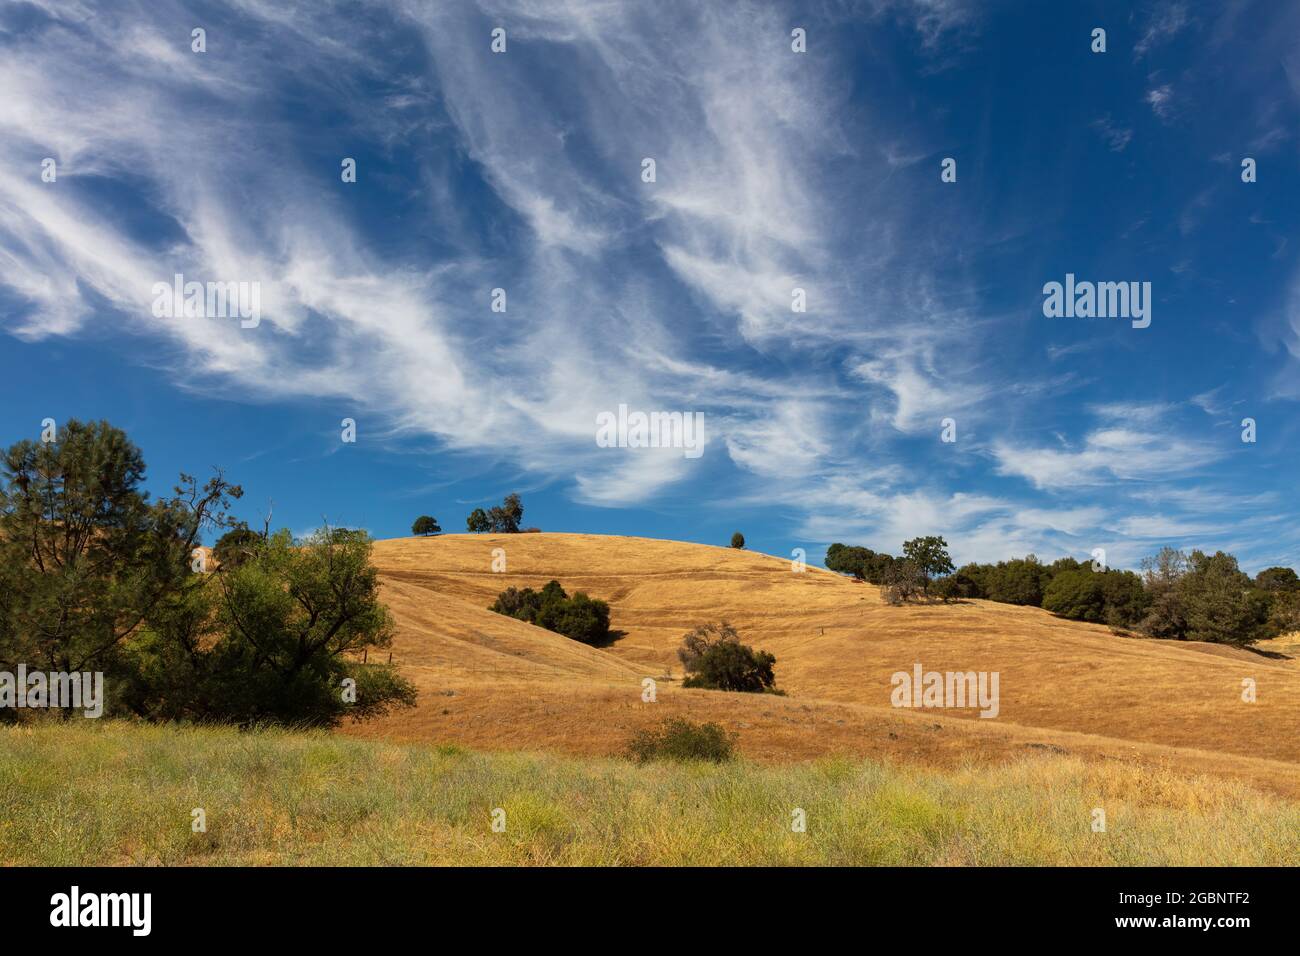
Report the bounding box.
[730,531,745,549]
[411,515,440,536]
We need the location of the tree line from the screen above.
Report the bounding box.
[410,493,539,537]
[826,537,1300,647]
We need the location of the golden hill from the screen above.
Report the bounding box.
[347,533,1300,797]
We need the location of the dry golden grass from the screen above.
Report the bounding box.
[352,533,1300,798]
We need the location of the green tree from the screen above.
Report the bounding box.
[1180,550,1271,646]
[411,515,440,536]
[682,640,776,693]
[902,536,954,593]
[1042,569,1106,622]
[0,420,241,688]
[134,527,416,725]
[1139,547,1189,639]
[677,621,740,672]
[213,524,262,568]
[985,557,1047,606]
[730,531,745,549]
[1255,567,1300,592]
[825,543,896,583]
[470,494,525,533]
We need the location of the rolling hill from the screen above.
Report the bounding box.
[346,533,1300,797]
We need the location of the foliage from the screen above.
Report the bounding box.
[213,524,262,569]
[489,579,612,646]
[0,419,240,686]
[677,621,740,672]
[411,515,441,536]
[626,717,736,764]
[730,531,745,549]
[901,536,954,592]
[0,420,414,726]
[131,527,417,725]
[679,624,777,693]
[880,560,925,605]
[467,494,524,533]
[825,543,897,584]
[466,508,490,533]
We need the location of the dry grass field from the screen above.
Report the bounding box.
[345,533,1300,799]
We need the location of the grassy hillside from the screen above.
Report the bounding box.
[356,533,1300,797]
[3,721,1298,866]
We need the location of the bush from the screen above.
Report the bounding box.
[626,717,736,764]
[411,515,440,536]
[489,579,612,646]
[730,531,745,549]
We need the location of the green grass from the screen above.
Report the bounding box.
[1,720,1297,865]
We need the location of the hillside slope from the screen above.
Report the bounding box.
[352,533,1300,795]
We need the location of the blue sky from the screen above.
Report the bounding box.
[1,0,1297,572]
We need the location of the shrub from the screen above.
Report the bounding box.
[489,579,612,646]
[730,531,745,549]
[411,515,441,536]
[626,717,736,763]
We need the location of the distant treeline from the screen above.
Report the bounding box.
[826,541,1300,647]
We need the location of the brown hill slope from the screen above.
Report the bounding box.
[349,533,1300,796]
